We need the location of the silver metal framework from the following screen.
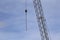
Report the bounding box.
[33,0,49,40]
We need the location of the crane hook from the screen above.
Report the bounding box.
[25,9,27,13]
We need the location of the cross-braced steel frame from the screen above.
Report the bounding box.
[33,0,49,40]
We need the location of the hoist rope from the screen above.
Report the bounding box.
[25,0,27,31]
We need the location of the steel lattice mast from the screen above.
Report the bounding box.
[33,0,49,40]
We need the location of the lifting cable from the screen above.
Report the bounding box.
[25,0,27,31]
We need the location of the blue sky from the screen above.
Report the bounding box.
[0,0,60,40]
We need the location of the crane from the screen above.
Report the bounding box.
[33,0,49,40]
[25,0,49,40]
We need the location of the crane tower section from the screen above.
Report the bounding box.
[33,0,49,40]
